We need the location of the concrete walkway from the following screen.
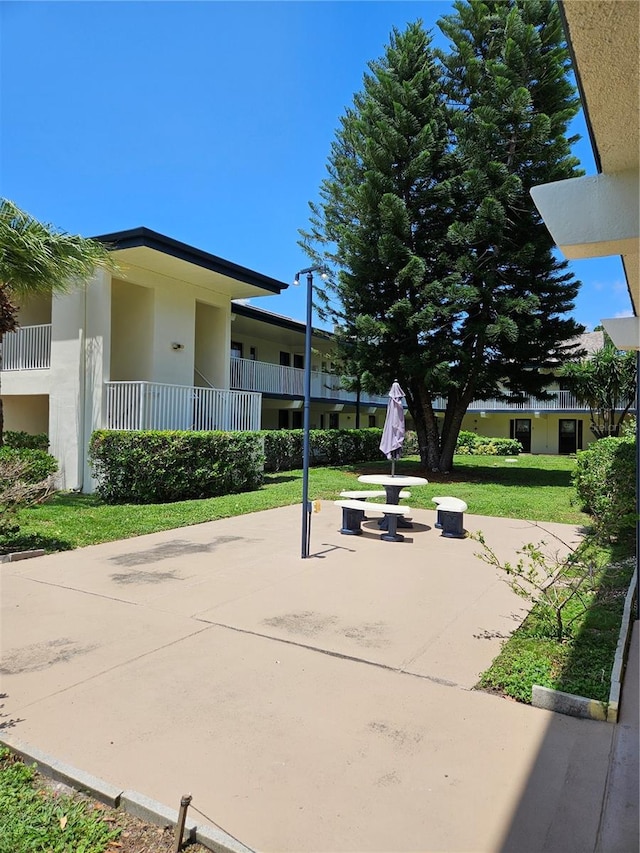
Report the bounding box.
[1,504,637,852]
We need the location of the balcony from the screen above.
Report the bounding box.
[432,391,634,413]
[105,381,262,432]
[2,324,51,371]
[229,357,389,405]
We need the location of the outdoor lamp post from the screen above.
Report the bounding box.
[293,265,328,558]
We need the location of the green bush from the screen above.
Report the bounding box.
[403,430,419,455]
[456,430,478,453]
[574,436,636,540]
[262,430,303,472]
[89,430,265,504]
[0,448,57,483]
[486,437,523,455]
[454,432,521,456]
[3,431,49,451]
[262,428,384,472]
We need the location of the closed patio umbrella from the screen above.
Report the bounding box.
[380,380,406,476]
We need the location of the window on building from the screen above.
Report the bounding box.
[231,341,243,359]
[279,352,291,367]
[329,412,339,429]
[293,354,304,370]
[368,415,376,428]
[249,346,257,361]
[292,410,303,429]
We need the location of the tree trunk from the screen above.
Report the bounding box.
[438,399,470,472]
[406,381,440,470]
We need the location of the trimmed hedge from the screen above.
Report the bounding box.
[262,428,393,472]
[89,430,264,504]
[574,436,636,541]
[0,448,58,484]
[455,431,522,456]
[4,431,49,451]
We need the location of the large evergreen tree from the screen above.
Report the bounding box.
[302,2,585,471]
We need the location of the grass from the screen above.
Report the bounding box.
[477,542,635,704]
[0,747,119,853]
[5,453,588,553]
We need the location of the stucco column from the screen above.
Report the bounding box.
[82,269,112,489]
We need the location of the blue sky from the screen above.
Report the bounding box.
[1,0,632,331]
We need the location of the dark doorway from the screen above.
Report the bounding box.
[278,409,289,429]
[293,354,304,370]
[558,419,582,454]
[559,419,576,454]
[292,410,303,429]
[510,418,531,452]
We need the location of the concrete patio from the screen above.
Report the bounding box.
[1,503,637,852]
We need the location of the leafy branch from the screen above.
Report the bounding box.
[473,527,603,642]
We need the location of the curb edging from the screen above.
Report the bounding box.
[0,734,255,853]
[0,549,46,564]
[531,573,637,723]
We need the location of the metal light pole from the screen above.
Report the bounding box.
[293,266,327,558]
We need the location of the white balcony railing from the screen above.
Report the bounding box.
[432,391,634,412]
[229,357,389,405]
[228,357,634,412]
[2,324,51,370]
[105,381,262,432]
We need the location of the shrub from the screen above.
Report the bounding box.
[454,432,522,456]
[3,431,49,451]
[262,428,384,472]
[456,430,478,453]
[262,430,303,472]
[89,430,265,504]
[621,416,636,439]
[0,455,56,540]
[0,448,57,483]
[486,437,523,455]
[574,436,636,541]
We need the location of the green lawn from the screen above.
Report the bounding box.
[6,453,587,554]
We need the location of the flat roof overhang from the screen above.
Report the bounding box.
[94,227,288,301]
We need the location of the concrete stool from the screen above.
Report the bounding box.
[339,490,410,520]
[431,496,468,538]
[335,500,412,542]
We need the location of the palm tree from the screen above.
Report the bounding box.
[0,198,115,443]
[560,335,637,438]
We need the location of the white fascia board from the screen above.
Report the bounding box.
[530,170,639,259]
[601,316,640,351]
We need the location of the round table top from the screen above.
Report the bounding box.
[357,474,428,486]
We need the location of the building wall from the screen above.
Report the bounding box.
[111,279,154,381]
[16,294,51,326]
[195,301,229,389]
[229,327,332,371]
[459,411,603,454]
